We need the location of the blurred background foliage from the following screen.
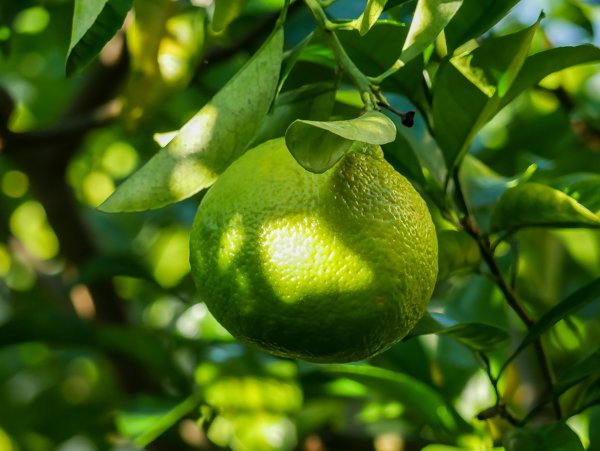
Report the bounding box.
[0,0,600,450]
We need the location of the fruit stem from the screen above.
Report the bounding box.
[452,168,562,423]
[303,0,378,110]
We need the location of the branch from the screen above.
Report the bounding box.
[452,168,562,422]
[303,0,378,109]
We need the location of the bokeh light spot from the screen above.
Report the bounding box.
[13,7,50,35]
[101,141,139,178]
[2,170,29,198]
[82,171,115,207]
[9,201,59,260]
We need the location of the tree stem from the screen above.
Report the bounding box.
[452,169,562,422]
[303,0,377,109]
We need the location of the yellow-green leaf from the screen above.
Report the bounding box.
[100,26,284,212]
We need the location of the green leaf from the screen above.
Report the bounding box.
[445,0,521,53]
[355,0,389,36]
[338,21,424,98]
[490,183,600,233]
[66,0,132,76]
[117,393,203,447]
[383,0,413,10]
[254,83,336,144]
[503,45,600,108]
[382,130,426,186]
[502,278,600,371]
[552,173,600,215]
[553,349,600,399]
[504,423,584,451]
[553,0,594,36]
[318,364,468,434]
[212,0,246,33]
[285,111,396,173]
[436,229,480,281]
[461,155,532,208]
[409,312,510,351]
[399,0,462,66]
[433,19,540,170]
[100,26,283,212]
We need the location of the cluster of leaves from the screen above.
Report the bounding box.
[1,0,600,450]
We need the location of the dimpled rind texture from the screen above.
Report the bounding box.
[190,137,438,362]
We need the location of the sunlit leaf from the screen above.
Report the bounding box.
[504,422,584,451]
[100,26,283,212]
[503,278,600,370]
[490,183,600,233]
[436,229,480,281]
[66,0,132,75]
[433,19,540,170]
[285,111,396,173]
[409,312,510,351]
[552,173,600,215]
[124,0,205,127]
[444,0,521,53]
[355,0,388,36]
[212,0,246,33]
[503,45,600,108]
[399,0,462,66]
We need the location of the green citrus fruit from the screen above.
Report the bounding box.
[190,137,437,362]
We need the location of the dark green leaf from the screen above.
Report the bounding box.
[433,19,540,170]
[254,83,336,144]
[382,130,426,186]
[318,364,468,434]
[445,0,521,52]
[338,21,407,76]
[575,379,600,415]
[409,312,510,351]
[66,0,132,75]
[277,32,314,95]
[100,26,283,212]
[436,229,480,280]
[117,393,203,447]
[504,423,584,451]
[553,349,600,398]
[503,278,600,370]
[338,21,424,98]
[490,183,600,233]
[553,0,594,36]
[285,111,396,173]
[383,0,413,10]
[503,45,600,108]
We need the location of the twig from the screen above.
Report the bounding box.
[303,0,378,109]
[452,168,562,422]
[377,102,415,127]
